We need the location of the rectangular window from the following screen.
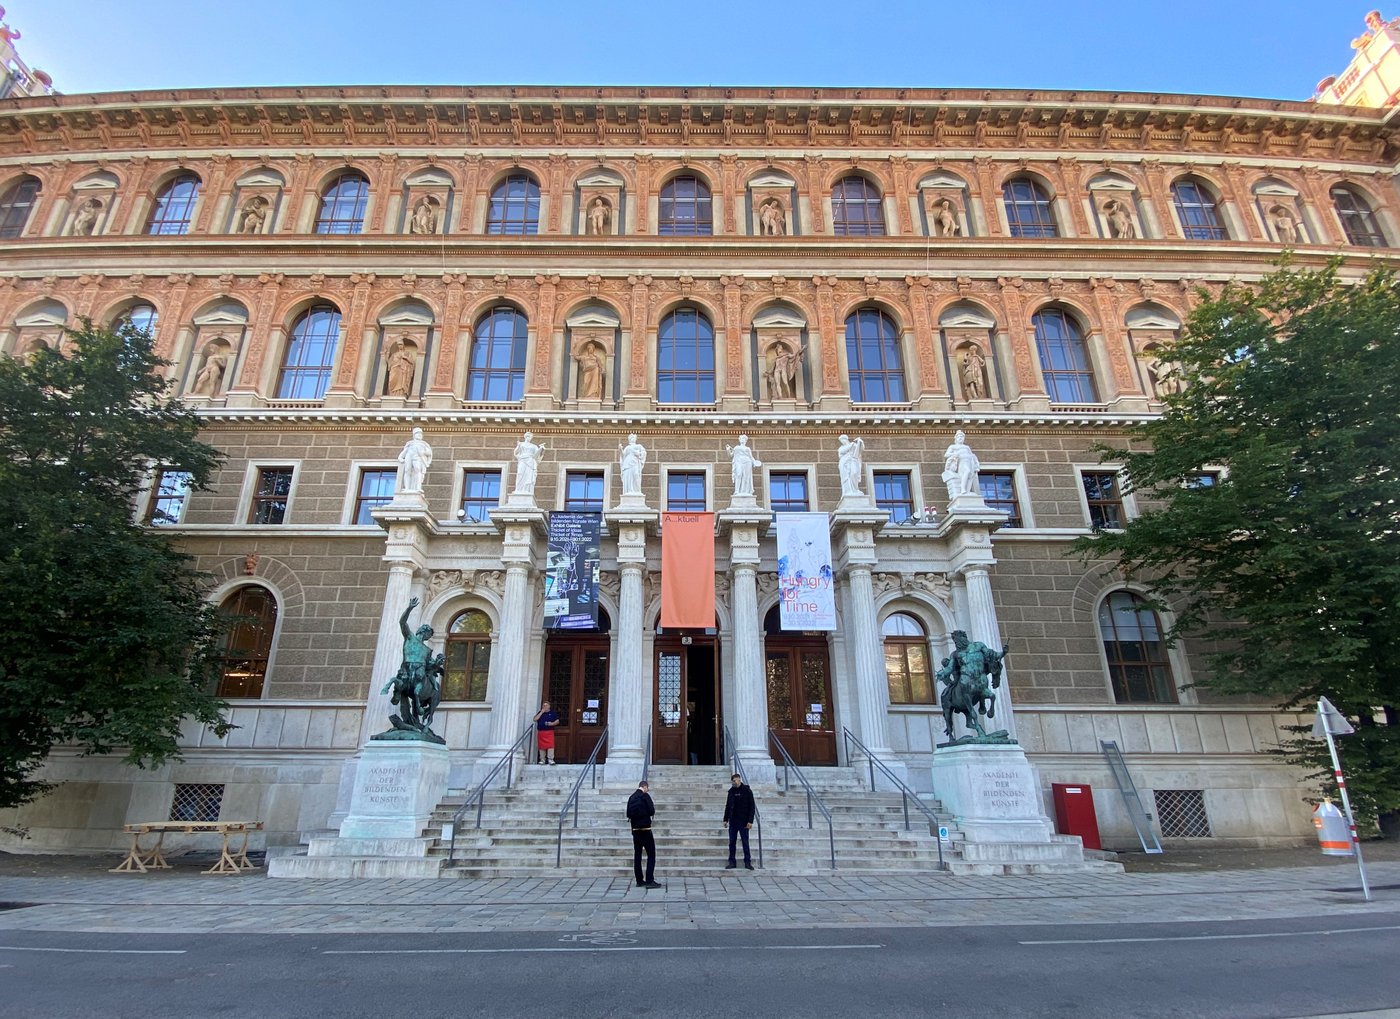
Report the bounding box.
[978,471,1024,528]
[248,467,294,524]
[564,471,605,512]
[460,469,501,523]
[145,469,193,526]
[1082,471,1125,529]
[1186,471,1220,489]
[873,471,914,523]
[666,471,707,512]
[768,471,810,513]
[353,468,397,524]
[169,783,224,823]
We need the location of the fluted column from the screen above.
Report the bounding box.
[961,564,1016,738]
[604,508,657,784]
[479,510,546,779]
[720,507,778,784]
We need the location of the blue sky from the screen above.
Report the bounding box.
[9,1,1379,101]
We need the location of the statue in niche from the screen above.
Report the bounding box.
[941,429,981,501]
[1270,205,1299,245]
[617,433,647,497]
[410,196,439,235]
[586,196,612,235]
[385,336,417,397]
[191,346,230,396]
[724,435,762,500]
[1102,197,1136,239]
[237,195,269,234]
[396,427,433,495]
[577,342,606,399]
[960,344,988,399]
[837,434,865,498]
[759,199,786,236]
[1142,347,1183,398]
[933,197,961,237]
[766,342,805,400]
[71,198,102,236]
[512,431,547,498]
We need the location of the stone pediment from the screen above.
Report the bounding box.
[918,170,968,189]
[1126,308,1181,329]
[939,308,996,329]
[748,171,796,188]
[566,307,621,328]
[15,305,66,327]
[236,170,286,187]
[406,168,454,187]
[380,307,435,327]
[193,305,250,326]
[1088,174,1138,191]
[752,307,806,329]
[577,168,624,187]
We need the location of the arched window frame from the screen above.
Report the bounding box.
[485,173,541,235]
[314,171,369,234]
[467,306,529,402]
[276,304,342,400]
[655,306,716,404]
[115,301,160,338]
[442,609,492,701]
[1097,590,1177,704]
[658,175,713,236]
[1002,177,1058,238]
[1171,177,1228,241]
[214,584,279,698]
[831,175,886,236]
[882,612,934,704]
[0,175,41,239]
[146,174,201,235]
[1033,307,1099,404]
[1331,185,1387,247]
[844,307,907,403]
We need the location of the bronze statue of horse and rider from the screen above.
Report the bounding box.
[373,596,447,744]
[936,630,1014,746]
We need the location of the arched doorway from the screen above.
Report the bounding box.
[764,606,837,765]
[542,609,610,763]
[652,623,721,766]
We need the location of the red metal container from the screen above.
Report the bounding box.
[1051,782,1102,851]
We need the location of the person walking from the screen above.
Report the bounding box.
[722,773,756,870]
[627,780,661,888]
[534,701,560,765]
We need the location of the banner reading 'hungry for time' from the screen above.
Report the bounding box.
[775,512,835,631]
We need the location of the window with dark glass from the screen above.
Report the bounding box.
[0,175,40,238]
[1171,179,1227,240]
[873,471,914,522]
[564,471,605,511]
[460,469,501,523]
[845,308,906,403]
[831,175,885,236]
[977,471,1023,527]
[667,471,707,512]
[276,304,341,399]
[248,467,293,524]
[1083,471,1125,529]
[1003,178,1058,238]
[486,173,541,235]
[315,172,369,234]
[145,469,193,526]
[353,468,396,524]
[443,609,491,701]
[467,306,528,402]
[1331,186,1386,247]
[658,175,712,236]
[883,613,933,704]
[656,307,715,404]
[769,472,810,512]
[146,174,201,235]
[1034,309,1098,403]
[1099,591,1176,704]
[215,585,278,698]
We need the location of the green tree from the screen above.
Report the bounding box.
[0,321,231,809]
[1076,262,1400,832]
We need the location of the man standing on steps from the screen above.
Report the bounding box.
[722,774,756,870]
[627,780,661,888]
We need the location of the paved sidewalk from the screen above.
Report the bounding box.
[0,855,1396,935]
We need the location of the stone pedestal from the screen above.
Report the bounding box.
[340,739,451,839]
[931,743,1054,844]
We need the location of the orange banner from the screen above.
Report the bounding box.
[661,512,715,629]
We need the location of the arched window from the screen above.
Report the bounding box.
[1002,178,1058,238]
[0,175,41,238]
[831,175,885,236]
[658,175,712,236]
[883,613,933,704]
[315,172,369,234]
[656,307,715,404]
[116,302,159,337]
[276,304,341,399]
[845,308,906,403]
[146,174,201,235]
[1098,591,1176,704]
[1033,308,1098,403]
[1331,186,1386,247]
[1171,178,1227,240]
[215,585,278,698]
[443,609,492,701]
[467,306,529,402]
[486,173,541,235]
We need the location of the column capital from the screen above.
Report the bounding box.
[372,505,438,568]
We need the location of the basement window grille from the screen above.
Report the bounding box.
[170,783,224,823]
[1153,788,1212,838]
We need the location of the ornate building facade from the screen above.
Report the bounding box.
[1,78,1395,851]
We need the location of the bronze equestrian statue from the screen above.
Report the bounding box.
[936,630,1012,744]
[375,596,446,743]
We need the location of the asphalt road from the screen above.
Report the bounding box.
[2,913,1398,1018]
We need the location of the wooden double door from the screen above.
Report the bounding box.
[544,637,608,764]
[765,638,837,766]
[652,637,721,766]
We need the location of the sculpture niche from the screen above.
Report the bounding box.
[935,630,1013,746]
[374,597,446,743]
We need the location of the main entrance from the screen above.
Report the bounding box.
[542,610,610,764]
[763,607,837,766]
[652,635,720,766]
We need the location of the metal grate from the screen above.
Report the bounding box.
[1153,789,1212,838]
[169,783,224,822]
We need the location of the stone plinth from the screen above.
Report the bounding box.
[931,743,1055,844]
[339,739,451,840]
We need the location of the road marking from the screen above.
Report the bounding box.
[0,945,187,955]
[323,943,884,955]
[1020,924,1400,946]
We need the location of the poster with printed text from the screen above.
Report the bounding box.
[543,511,601,629]
[775,511,836,631]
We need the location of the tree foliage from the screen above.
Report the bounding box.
[1076,262,1400,826]
[0,322,231,809]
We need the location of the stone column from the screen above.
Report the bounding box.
[719,506,778,784]
[960,564,1016,739]
[604,506,658,785]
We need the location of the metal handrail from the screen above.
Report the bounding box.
[767,729,836,869]
[722,725,764,869]
[841,727,945,871]
[641,724,652,786]
[447,721,535,864]
[555,726,609,867]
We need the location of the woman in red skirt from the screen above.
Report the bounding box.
[534,701,561,764]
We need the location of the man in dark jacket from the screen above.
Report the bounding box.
[627,781,661,888]
[722,774,756,870]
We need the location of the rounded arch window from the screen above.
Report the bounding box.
[1033,308,1098,404]
[215,585,278,698]
[0,175,41,239]
[656,306,715,404]
[658,175,712,236]
[1098,591,1176,704]
[116,302,159,338]
[1331,185,1386,247]
[486,173,541,235]
[1171,178,1227,240]
[468,306,529,402]
[147,174,201,235]
[315,172,369,234]
[831,175,885,236]
[882,613,933,704]
[277,303,341,400]
[845,308,906,403]
[443,609,492,701]
[1002,178,1058,238]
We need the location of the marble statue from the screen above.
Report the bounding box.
[724,435,762,499]
[410,196,438,235]
[1102,197,1135,239]
[1270,206,1299,245]
[397,427,433,494]
[941,430,981,500]
[512,431,547,497]
[618,433,647,497]
[935,629,1012,744]
[578,343,606,399]
[237,195,269,234]
[960,345,987,399]
[1144,351,1183,398]
[72,198,101,236]
[759,199,786,236]
[191,348,229,396]
[837,434,865,498]
[587,196,611,235]
[933,197,961,237]
[385,337,416,397]
[374,596,445,743]
[767,343,805,400]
